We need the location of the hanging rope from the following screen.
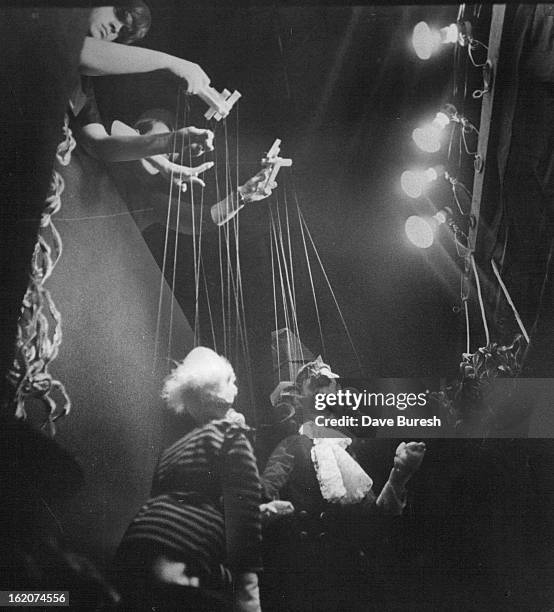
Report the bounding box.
[153,90,183,371]
[274,194,303,365]
[167,95,189,359]
[297,201,363,372]
[282,186,304,368]
[295,195,326,358]
[270,206,294,366]
[269,222,282,382]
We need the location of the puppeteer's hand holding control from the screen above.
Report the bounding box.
[210,139,292,226]
[261,139,293,196]
[197,85,242,121]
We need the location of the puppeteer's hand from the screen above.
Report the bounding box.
[239,168,277,203]
[393,441,426,477]
[168,58,211,95]
[174,127,215,157]
[260,500,295,524]
[144,156,214,191]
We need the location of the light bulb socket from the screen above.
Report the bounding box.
[456,19,473,46]
[433,206,453,225]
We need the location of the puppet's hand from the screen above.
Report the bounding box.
[393,441,426,477]
[235,572,261,612]
[174,126,215,157]
[169,59,211,95]
[260,500,294,524]
[143,156,214,190]
[239,168,277,203]
[151,555,200,587]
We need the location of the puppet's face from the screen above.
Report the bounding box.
[216,370,238,405]
[88,7,126,42]
[301,376,337,398]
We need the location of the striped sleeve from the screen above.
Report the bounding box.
[222,430,262,573]
[260,437,295,501]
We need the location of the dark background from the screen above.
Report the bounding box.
[94,6,554,607]
[95,3,474,395]
[2,4,554,610]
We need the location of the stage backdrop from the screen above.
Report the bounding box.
[46,149,194,565]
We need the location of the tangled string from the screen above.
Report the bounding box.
[7,114,75,435]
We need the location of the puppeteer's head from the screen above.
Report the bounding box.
[161,347,238,424]
[134,109,179,165]
[134,109,175,135]
[88,3,151,44]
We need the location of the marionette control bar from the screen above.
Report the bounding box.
[197,86,242,121]
[261,139,293,195]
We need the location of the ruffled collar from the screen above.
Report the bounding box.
[300,421,373,505]
[299,420,349,441]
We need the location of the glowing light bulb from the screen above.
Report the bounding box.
[412,22,460,60]
[401,171,424,198]
[401,168,439,198]
[412,110,453,153]
[412,22,440,60]
[441,23,459,44]
[433,112,450,129]
[405,215,435,248]
[412,126,441,153]
[425,167,439,182]
[405,207,451,249]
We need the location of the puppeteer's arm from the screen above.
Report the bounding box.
[260,438,295,501]
[221,432,263,612]
[210,168,277,226]
[79,122,176,162]
[81,119,213,164]
[79,37,210,94]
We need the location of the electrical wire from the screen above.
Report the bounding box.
[470,253,490,346]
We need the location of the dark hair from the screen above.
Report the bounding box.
[115,1,152,45]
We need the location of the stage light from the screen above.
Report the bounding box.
[433,111,450,129]
[401,167,440,199]
[412,126,441,153]
[412,21,460,60]
[412,19,488,67]
[405,207,451,249]
[441,23,459,44]
[412,112,450,153]
[412,105,469,153]
[405,216,434,248]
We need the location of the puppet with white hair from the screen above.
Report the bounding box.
[114,347,261,612]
